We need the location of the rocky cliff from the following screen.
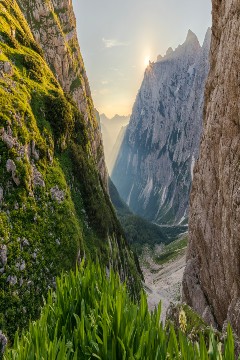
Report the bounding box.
[17,0,107,186]
[112,30,210,225]
[183,0,240,335]
[0,0,141,341]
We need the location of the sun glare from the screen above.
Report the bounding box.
[144,55,150,68]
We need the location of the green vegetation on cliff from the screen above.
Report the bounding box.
[109,179,168,254]
[3,261,236,359]
[0,0,141,341]
[155,236,188,265]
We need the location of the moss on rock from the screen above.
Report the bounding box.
[0,0,142,342]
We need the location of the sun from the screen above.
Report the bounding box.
[144,55,150,68]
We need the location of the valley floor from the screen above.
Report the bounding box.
[141,237,187,321]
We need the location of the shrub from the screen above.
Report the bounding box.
[45,93,74,148]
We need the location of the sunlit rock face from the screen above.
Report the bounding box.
[17,0,108,186]
[183,0,240,335]
[112,29,210,225]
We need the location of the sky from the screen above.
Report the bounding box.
[72,0,212,118]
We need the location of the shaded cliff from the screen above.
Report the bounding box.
[0,0,142,340]
[183,0,240,334]
[112,30,210,225]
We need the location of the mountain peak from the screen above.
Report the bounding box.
[100,113,110,122]
[185,29,198,43]
[166,47,174,56]
[202,27,211,48]
[112,23,210,229]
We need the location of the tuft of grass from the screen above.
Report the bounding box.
[3,261,238,360]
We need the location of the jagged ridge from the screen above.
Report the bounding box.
[112,29,210,225]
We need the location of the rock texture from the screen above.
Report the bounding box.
[143,252,186,321]
[17,0,107,186]
[183,0,240,334]
[112,30,210,225]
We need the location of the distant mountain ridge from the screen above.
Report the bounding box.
[112,29,211,225]
[100,113,130,173]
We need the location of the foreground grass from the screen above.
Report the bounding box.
[3,261,237,359]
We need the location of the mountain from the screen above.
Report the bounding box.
[112,29,211,225]
[0,0,142,340]
[109,179,168,254]
[183,0,240,335]
[100,114,130,173]
[109,125,127,175]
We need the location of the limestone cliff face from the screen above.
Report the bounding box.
[183,0,240,334]
[17,0,107,186]
[112,30,210,225]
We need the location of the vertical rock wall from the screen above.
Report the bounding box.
[183,0,240,334]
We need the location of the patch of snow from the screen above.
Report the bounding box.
[141,178,153,207]
[143,178,153,198]
[126,154,132,171]
[190,155,195,179]
[126,184,134,206]
[155,186,168,219]
[178,216,186,225]
[178,208,188,225]
[161,186,167,206]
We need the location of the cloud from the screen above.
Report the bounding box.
[99,88,110,95]
[102,38,129,48]
[110,67,124,77]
